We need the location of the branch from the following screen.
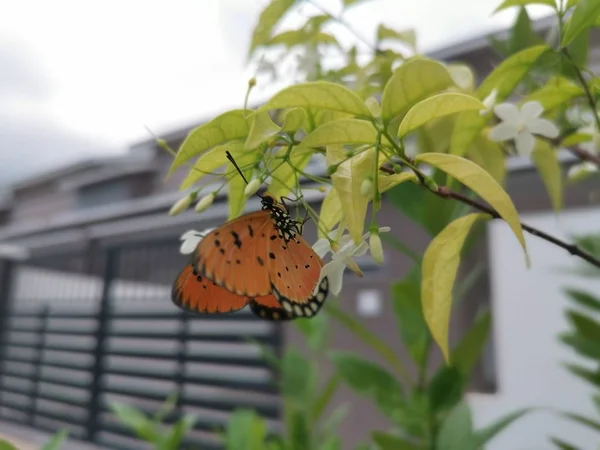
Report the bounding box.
[379,165,600,269]
[567,146,600,167]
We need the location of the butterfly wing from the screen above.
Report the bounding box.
[172,264,248,314]
[194,211,274,297]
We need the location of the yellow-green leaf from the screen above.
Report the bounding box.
[398,93,485,138]
[381,57,455,122]
[531,140,563,212]
[415,153,529,264]
[378,172,417,193]
[448,64,476,92]
[303,119,377,147]
[467,136,506,185]
[332,149,376,243]
[180,141,246,190]
[249,0,295,54]
[245,110,281,150]
[268,147,314,198]
[326,144,346,167]
[422,213,489,361]
[282,108,306,133]
[376,25,416,50]
[523,76,584,110]
[476,45,549,99]
[494,0,556,13]
[318,188,343,238]
[169,110,251,175]
[561,132,593,147]
[227,150,261,220]
[264,82,371,117]
[562,0,600,47]
[449,112,487,156]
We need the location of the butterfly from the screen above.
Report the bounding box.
[171,153,330,321]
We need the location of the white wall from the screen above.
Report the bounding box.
[468,207,600,449]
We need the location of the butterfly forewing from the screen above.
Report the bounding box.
[172,264,248,314]
[194,211,273,297]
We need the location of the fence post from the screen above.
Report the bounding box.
[0,259,14,410]
[28,306,49,426]
[86,247,117,442]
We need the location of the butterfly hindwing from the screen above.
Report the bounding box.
[194,211,274,297]
[172,264,249,314]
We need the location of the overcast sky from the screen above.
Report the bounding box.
[0,0,553,186]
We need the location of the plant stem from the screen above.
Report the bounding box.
[381,162,600,268]
[563,48,600,133]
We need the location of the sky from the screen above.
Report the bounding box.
[0,0,553,186]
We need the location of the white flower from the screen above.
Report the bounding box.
[567,162,599,183]
[579,123,600,155]
[313,227,391,296]
[488,101,559,157]
[179,228,215,254]
[479,88,498,116]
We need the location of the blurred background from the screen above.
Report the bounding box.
[0,1,599,449]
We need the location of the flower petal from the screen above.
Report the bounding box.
[515,131,535,157]
[519,101,544,122]
[488,123,518,142]
[320,261,346,296]
[493,103,520,125]
[527,118,559,139]
[378,226,391,233]
[313,238,332,258]
[180,229,201,241]
[180,236,202,254]
[351,240,369,257]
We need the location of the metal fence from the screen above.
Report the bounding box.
[0,238,283,449]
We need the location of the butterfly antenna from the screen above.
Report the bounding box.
[226,151,249,185]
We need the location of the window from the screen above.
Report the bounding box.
[76,179,131,209]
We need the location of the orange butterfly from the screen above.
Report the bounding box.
[171,154,329,321]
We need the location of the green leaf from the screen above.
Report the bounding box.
[565,363,600,387]
[378,172,417,194]
[245,110,281,150]
[415,153,529,264]
[41,430,69,450]
[494,0,556,13]
[376,25,416,50]
[282,108,307,133]
[153,391,178,423]
[331,148,376,243]
[451,310,491,375]
[471,409,533,446]
[523,76,584,110]
[449,112,487,156]
[567,310,600,341]
[325,303,409,379]
[550,437,580,450]
[467,137,506,184]
[436,401,474,450]
[477,45,549,99]
[265,82,371,117]
[282,348,314,403]
[398,93,485,138]
[371,432,423,450]
[560,333,600,359]
[159,414,198,450]
[0,441,17,450]
[311,373,342,422]
[507,7,545,54]
[289,408,311,450]
[531,140,563,212]
[294,311,330,351]
[561,0,600,47]
[561,28,590,80]
[249,0,296,54]
[110,401,160,442]
[303,119,377,147]
[318,188,343,238]
[421,213,488,361]
[228,150,261,220]
[179,141,246,190]
[391,277,430,367]
[225,409,268,450]
[169,110,252,174]
[381,57,455,122]
[268,146,314,199]
[428,366,465,413]
[560,412,600,432]
[330,351,404,418]
[564,288,600,312]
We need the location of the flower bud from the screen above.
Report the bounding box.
[326,165,338,176]
[318,185,327,193]
[248,77,257,88]
[194,192,216,213]
[244,178,262,197]
[169,194,195,216]
[369,231,384,264]
[360,177,373,196]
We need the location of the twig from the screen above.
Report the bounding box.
[563,49,600,133]
[379,165,600,268]
[567,146,600,167]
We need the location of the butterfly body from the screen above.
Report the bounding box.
[172,193,329,320]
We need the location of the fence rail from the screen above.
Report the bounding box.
[0,239,283,449]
